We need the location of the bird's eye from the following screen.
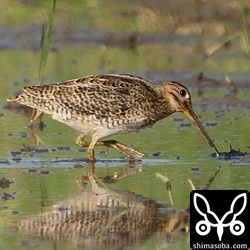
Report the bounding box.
[180,89,186,97]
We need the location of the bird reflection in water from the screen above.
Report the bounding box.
[15,162,190,248]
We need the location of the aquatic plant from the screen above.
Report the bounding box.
[206,0,250,58]
[38,0,56,85]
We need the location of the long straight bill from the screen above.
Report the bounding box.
[183,108,220,156]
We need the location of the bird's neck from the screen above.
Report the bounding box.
[148,85,176,121]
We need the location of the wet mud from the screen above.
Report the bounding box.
[211,145,250,161]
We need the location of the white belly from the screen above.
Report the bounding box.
[51,113,138,140]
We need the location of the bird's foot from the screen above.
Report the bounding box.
[103,140,145,160]
[75,134,145,160]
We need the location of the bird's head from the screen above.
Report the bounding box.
[163,82,192,112]
[161,82,220,156]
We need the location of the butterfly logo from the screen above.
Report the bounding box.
[193,193,247,241]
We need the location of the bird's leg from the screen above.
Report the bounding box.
[75,134,89,148]
[88,138,98,162]
[29,109,43,127]
[75,134,96,161]
[75,134,145,160]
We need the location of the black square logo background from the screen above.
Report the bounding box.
[190,190,250,249]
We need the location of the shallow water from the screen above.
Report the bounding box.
[1,99,249,250]
[1,1,250,250]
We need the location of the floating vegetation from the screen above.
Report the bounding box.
[156,172,174,210]
[0,178,13,189]
[2,192,15,201]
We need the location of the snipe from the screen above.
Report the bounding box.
[8,74,220,161]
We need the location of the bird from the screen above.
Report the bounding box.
[7,74,220,161]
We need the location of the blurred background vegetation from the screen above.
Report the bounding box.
[0,2,249,249]
[1,0,250,94]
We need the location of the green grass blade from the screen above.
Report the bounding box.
[238,0,250,57]
[94,210,127,240]
[92,174,128,208]
[38,0,56,85]
[205,30,241,57]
